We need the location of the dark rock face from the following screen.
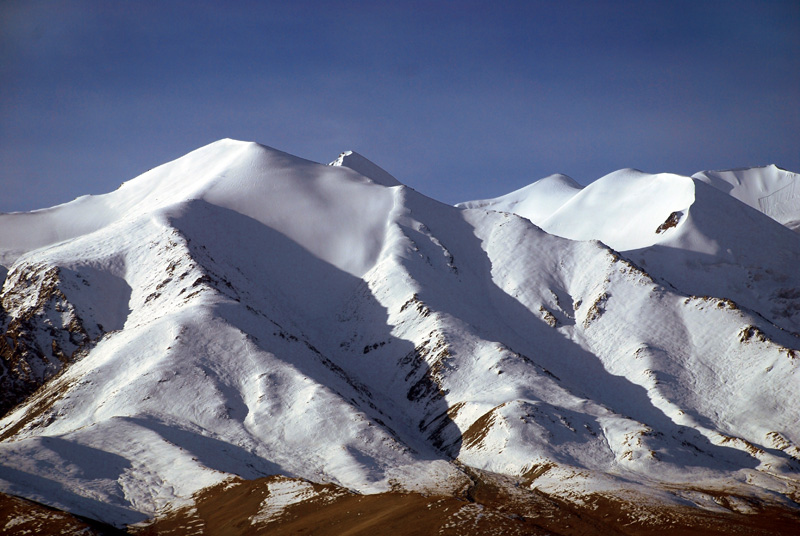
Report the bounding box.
[0,263,99,417]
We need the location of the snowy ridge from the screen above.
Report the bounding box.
[0,140,394,276]
[1,140,798,529]
[456,172,582,223]
[328,149,401,187]
[693,165,800,233]
[460,166,800,334]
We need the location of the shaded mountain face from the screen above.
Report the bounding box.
[1,140,798,533]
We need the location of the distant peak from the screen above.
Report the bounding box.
[534,173,581,189]
[329,150,401,187]
[697,164,777,174]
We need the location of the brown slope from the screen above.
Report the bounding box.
[0,491,126,536]
[132,471,800,536]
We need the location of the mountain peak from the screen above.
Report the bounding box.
[329,150,401,187]
[536,172,581,188]
[456,172,583,223]
[2,141,799,533]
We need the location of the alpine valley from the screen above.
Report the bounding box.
[1,139,799,535]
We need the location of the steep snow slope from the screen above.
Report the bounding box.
[538,169,695,251]
[694,165,800,232]
[0,139,398,419]
[0,141,466,525]
[1,141,798,530]
[0,140,393,277]
[460,167,800,334]
[629,179,800,334]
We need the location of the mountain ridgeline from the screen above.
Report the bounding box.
[1,140,799,534]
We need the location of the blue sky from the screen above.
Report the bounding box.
[2,0,798,212]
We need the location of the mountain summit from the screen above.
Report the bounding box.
[328,149,402,187]
[1,140,799,534]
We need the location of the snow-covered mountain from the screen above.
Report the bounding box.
[459,165,800,334]
[1,140,798,534]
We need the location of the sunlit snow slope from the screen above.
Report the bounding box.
[1,140,798,529]
[460,166,800,333]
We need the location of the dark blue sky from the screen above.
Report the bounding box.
[2,0,798,212]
